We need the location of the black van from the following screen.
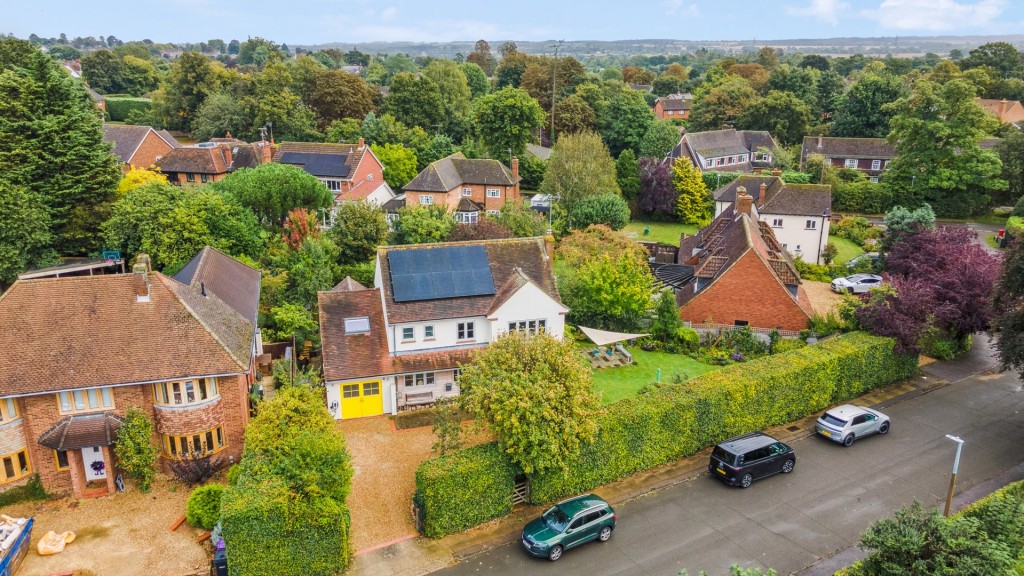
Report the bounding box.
[709,432,795,488]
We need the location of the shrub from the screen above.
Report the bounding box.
[414,442,518,538]
[1006,215,1024,237]
[105,97,152,122]
[0,474,47,507]
[770,337,806,355]
[186,484,225,530]
[168,451,226,486]
[114,407,157,492]
[567,193,631,231]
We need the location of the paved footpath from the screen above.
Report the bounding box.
[352,335,1021,576]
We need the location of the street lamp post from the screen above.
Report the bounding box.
[943,434,964,516]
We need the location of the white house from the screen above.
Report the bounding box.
[713,175,832,265]
[317,238,567,420]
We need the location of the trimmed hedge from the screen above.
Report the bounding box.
[106,97,151,121]
[529,332,916,502]
[414,442,517,538]
[186,483,225,530]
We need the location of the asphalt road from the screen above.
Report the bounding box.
[431,368,1024,576]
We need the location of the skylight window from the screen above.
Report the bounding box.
[344,317,370,334]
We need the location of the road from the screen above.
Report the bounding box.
[431,366,1024,576]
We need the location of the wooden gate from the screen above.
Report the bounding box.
[512,476,530,506]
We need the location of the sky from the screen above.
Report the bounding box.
[6,0,1024,46]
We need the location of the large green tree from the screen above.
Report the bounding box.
[637,120,682,159]
[959,41,1024,79]
[159,51,221,132]
[996,130,1024,205]
[307,69,375,130]
[688,76,758,132]
[384,72,445,131]
[541,131,620,212]
[0,181,57,284]
[736,90,812,146]
[883,78,1006,217]
[472,86,545,157]
[80,49,123,94]
[390,205,454,245]
[243,58,317,141]
[215,163,333,227]
[993,232,1024,380]
[371,143,418,190]
[830,73,907,138]
[458,330,600,475]
[0,39,121,255]
[615,149,640,204]
[596,88,654,156]
[460,62,489,99]
[553,94,596,138]
[327,201,390,265]
[673,157,711,225]
[422,59,472,119]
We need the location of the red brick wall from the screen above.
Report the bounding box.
[405,183,518,213]
[654,102,689,120]
[679,250,811,331]
[130,131,176,171]
[340,149,385,199]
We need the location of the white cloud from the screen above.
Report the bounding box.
[663,0,699,18]
[785,0,849,26]
[380,6,397,21]
[862,0,1006,31]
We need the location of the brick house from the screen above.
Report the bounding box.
[403,153,521,223]
[675,188,813,331]
[273,140,395,205]
[654,94,692,120]
[668,129,778,173]
[0,247,260,498]
[977,98,1024,127]
[318,237,566,420]
[103,124,181,172]
[155,139,272,186]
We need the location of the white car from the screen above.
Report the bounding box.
[816,404,890,447]
[831,273,883,294]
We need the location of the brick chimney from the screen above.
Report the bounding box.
[260,142,273,164]
[758,181,767,206]
[1000,99,1009,119]
[817,134,823,149]
[511,156,520,197]
[771,168,782,178]
[133,254,151,303]
[222,145,232,168]
[735,186,753,217]
[543,233,555,261]
[357,137,365,150]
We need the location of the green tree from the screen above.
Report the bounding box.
[114,407,158,492]
[371,143,418,190]
[120,55,159,96]
[637,120,681,158]
[215,163,332,227]
[765,64,818,109]
[996,130,1024,204]
[420,134,458,168]
[159,51,221,131]
[0,181,58,284]
[384,72,445,131]
[472,86,545,157]
[542,131,620,213]
[326,200,390,265]
[390,205,454,245]
[959,41,1024,79]
[553,94,596,137]
[831,73,907,138]
[615,149,641,204]
[815,69,845,119]
[325,118,363,144]
[423,59,472,119]
[191,93,249,142]
[994,231,1024,380]
[567,193,630,231]
[881,204,935,251]
[673,158,711,225]
[884,78,1006,217]
[458,330,600,475]
[495,201,548,237]
[264,302,320,345]
[597,88,654,156]
[243,58,317,142]
[496,52,530,89]
[307,69,376,130]
[688,76,758,132]
[562,249,654,331]
[460,62,489,99]
[102,182,181,260]
[155,189,265,273]
[80,49,123,94]
[0,39,121,255]
[466,39,496,76]
[430,396,465,456]
[270,236,341,309]
[736,90,812,146]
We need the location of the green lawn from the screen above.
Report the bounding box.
[828,236,864,265]
[590,347,721,405]
[622,221,700,246]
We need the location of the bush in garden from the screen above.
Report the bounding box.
[114,407,157,492]
[105,96,152,121]
[168,451,226,486]
[186,483,225,530]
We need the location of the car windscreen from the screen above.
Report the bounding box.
[821,413,847,427]
[711,446,737,466]
[543,507,569,531]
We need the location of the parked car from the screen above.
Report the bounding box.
[831,273,883,294]
[708,432,795,488]
[816,404,890,447]
[846,252,880,270]
[521,494,616,561]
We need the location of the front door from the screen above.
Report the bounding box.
[339,381,384,419]
[81,446,106,481]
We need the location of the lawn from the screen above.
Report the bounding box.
[590,347,721,405]
[828,236,864,265]
[622,220,700,246]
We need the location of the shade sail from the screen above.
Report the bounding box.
[578,326,650,347]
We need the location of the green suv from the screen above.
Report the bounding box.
[520,494,616,561]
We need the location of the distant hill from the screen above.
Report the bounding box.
[301,35,1024,58]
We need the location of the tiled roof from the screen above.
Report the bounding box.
[155,147,230,175]
[332,276,368,292]
[526,143,551,161]
[172,246,261,324]
[801,136,895,161]
[669,129,777,171]
[457,197,484,212]
[103,124,179,164]
[274,142,366,180]
[38,413,125,450]
[404,153,516,193]
[382,195,406,213]
[657,97,691,111]
[378,238,560,324]
[714,176,831,217]
[0,259,256,397]
[486,268,529,315]
[978,98,1024,122]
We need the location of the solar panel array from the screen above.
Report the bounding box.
[388,245,496,302]
[277,152,351,178]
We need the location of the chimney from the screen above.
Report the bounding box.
[223,145,232,168]
[133,254,151,303]
[817,134,823,149]
[511,156,520,197]
[771,168,782,178]
[735,186,753,217]
[543,234,555,262]
[357,137,365,150]
[261,142,273,164]
[1000,99,1009,119]
[758,181,767,206]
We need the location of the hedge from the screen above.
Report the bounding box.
[1005,215,1024,237]
[832,180,894,214]
[414,442,518,538]
[186,483,225,530]
[105,97,151,122]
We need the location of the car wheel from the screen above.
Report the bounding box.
[848,287,855,295]
[740,474,753,488]
[782,459,795,473]
[598,526,613,542]
[879,421,890,435]
[548,545,563,562]
[843,434,855,447]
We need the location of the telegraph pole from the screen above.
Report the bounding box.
[550,40,564,146]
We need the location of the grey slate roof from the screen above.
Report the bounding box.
[404,153,516,193]
[669,129,778,172]
[657,97,692,111]
[382,196,406,214]
[800,136,895,162]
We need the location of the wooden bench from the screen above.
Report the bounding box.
[404,391,434,406]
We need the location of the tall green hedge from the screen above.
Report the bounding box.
[414,442,518,538]
[105,97,152,121]
[529,332,916,502]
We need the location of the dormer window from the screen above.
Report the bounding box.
[344,317,370,334]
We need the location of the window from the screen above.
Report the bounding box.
[844,159,858,169]
[424,325,435,339]
[186,173,195,183]
[54,450,69,472]
[403,372,435,387]
[508,319,547,334]
[716,158,726,166]
[344,317,370,334]
[342,384,359,398]
[884,160,890,168]
[201,174,210,183]
[739,154,748,163]
[782,243,788,249]
[728,156,736,164]
[363,382,380,396]
[402,327,415,341]
[771,218,783,228]
[706,159,714,169]
[805,220,817,230]
[754,152,770,162]
[162,426,225,459]
[869,177,879,184]
[153,379,219,407]
[58,387,115,414]
[457,322,475,340]
[462,188,472,196]
[325,179,341,191]
[486,188,501,198]
[419,195,434,205]
[452,368,462,382]
[486,210,499,217]
[0,398,19,423]
[794,244,802,252]
[456,211,479,224]
[871,160,881,170]
[0,449,30,484]
[368,173,374,181]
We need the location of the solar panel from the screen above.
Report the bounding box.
[388,245,496,302]
[277,152,351,178]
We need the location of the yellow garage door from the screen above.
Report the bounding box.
[340,381,384,419]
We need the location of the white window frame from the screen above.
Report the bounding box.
[508,319,547,334]
[457,322,475,340]
[58,387,115,414]
[869,176,880,184]
[805,220,817,230]
[344,317,370,334]
[739,154,748,163]
[794,244,802,252]
[844,159,858,169]
[401,327,415,341]
[424,325,435,339]
[153,379,219,407]
[457,211,479,224]
[403,372,435,387]
[706,159,714,169]
[323,179,341,191]
[871,159,881,170]
[771,218,783,228]
[462,188,472,196]
[419,195,434,205]
[486,209,499,216]
[486,188,501,198]
[754,152,770,162]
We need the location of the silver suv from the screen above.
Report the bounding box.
[816,404,890,447]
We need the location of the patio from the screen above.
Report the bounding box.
[586,346,632,369]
